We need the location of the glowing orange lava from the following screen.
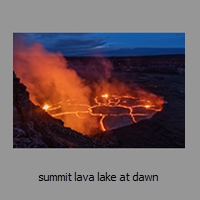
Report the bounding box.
[102,94,109,98]
[44,93,164,133]
[145,105,150,109]
[43,104,50,111]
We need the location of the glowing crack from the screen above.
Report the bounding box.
[43,94,164,132]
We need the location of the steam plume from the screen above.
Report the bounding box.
[14,36,96,134]
[13,35,164,135]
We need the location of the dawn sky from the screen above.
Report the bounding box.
[14,33,185,56]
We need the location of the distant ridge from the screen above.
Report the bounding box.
[63,47,185,57]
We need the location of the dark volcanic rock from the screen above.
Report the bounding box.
[13,71,111,148]
[105,119,184,148]
[65,55,185,74]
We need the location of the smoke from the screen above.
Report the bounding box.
[14,36,96,134]
[70,57,113,83]
[13,35,116,135]
[14,41,91,104]
[13,35,164,135]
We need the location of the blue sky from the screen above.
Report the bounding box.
[14,33,185,56]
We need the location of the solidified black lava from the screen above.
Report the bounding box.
[92,106,130,115]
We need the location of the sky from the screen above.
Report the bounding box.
[14,33,185,56]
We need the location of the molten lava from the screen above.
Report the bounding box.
[102,94,109,98]
[43,104,50,111]
[144,105,150,109]
[44,93,164,133]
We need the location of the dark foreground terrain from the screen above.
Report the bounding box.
[13,54,185,148]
